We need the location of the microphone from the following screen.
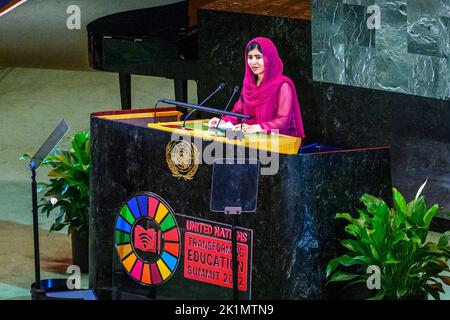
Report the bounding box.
[216,85,240,130]
[200,82,226,106]
[183,82,226,128]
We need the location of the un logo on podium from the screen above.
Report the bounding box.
[166,140,200,181]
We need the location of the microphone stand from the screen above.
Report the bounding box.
[157,100,251,130]
[183,83,226,129]
[152,83,225,125]
[153,100,161,124]
[215,86,240,130]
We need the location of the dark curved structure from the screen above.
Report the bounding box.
[87,1,202,110]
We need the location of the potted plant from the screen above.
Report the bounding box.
[27,131,90,272]
[326,182,450,300]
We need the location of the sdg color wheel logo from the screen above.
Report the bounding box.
[114,193,181,286]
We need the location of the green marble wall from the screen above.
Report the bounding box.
[313,0,450,100]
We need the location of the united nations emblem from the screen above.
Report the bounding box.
[166,140,200,181]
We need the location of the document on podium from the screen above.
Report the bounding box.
[203,121,234,131]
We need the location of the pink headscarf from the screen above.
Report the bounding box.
[240,37,305,138]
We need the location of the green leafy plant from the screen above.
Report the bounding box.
[23,131,90,236]
[326,182,450,300]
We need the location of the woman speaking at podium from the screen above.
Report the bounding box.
[208,37,305,138]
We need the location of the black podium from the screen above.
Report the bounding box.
[89,109,392,299]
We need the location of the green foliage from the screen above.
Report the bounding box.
[36,131,90,236]
[327,186,450,300]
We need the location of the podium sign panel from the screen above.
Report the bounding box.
[210,159,259,213]
[182,215,253,293]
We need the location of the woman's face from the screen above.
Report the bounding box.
[247,47,265,79]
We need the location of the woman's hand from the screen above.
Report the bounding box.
[232,123,262,134]
[208,117,233,129]
[207,117,220,127]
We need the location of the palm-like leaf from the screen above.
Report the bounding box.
[326,186,450,300]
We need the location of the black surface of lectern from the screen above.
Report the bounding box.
[89,109,392,299]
